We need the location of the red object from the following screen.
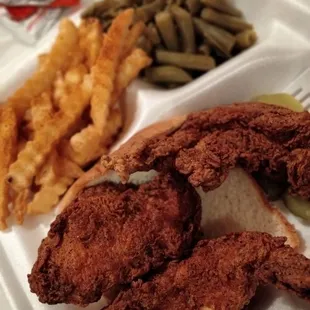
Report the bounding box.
[50,0,80,7]
[6,6,38,21]
[4,0,80,21]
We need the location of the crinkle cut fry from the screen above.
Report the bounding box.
[0,106,17,230]
[7,78,92,192]
[14,189,30,225]
[122,21,145,58]
[90,9,134,133]
[112,48,152,104]
[78,18,102,69]
[8,19,79,120]
[28,176,73,215]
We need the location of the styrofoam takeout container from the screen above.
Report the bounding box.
[1,0,310,309]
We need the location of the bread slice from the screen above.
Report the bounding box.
[198,168,300,248]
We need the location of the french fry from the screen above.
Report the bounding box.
[35,150,59,186]
[0,106,17,230]
[8,19,79,120]
[122,21,146,58]
[57,64,88,111]
[60,136,107,167]
[101,107,123,146]
[79,18,103,69]
[13,190,30,225]
[53,71,66,107]
[112,48,152,104]
[58,157,84,179]
[27,176,73,215]
[31,92,54,133]
[90,9,134,133]
[38,53,48,69]
[7,76,92,192]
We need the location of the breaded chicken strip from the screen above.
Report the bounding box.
[28,173,201,306]
[107,232,310,310]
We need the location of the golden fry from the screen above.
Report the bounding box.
[8,19,79,120]
[38,53,48,69]
[13,190,30,225]
[27,176,73,215]
[53,71,66,107]
[31,92,54,133]
[101,107,123,146]
[35,150,59,186]
[122,21,146,58]
[7,76,92,192]
[79,18,103,69]
[60,134,107,167]
[90,9,134,133]
[112,48,152,104]
[58,157,84,179]
[0,106,17,230]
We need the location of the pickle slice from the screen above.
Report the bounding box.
[252,93,304,112]
[283,192,310,221]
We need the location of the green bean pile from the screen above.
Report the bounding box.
[82,0,257,89]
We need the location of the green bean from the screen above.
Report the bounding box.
[82,0,132,18]
[101,19,113,32]
[137,35,153,53]
[145,66,193,83]
[144,22,161,45]
[201,8,252,33]
[198,43,210,55]
[156,50,215,71]
[201,0,242,17]
[185,0,201,14]
[135,0,166,23]
[194,18,236,56]
[283,192,310,221]
[170,5,196,53]
[236,29,257,49]
[155,11,179,51]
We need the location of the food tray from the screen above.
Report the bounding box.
[1,0,310,309]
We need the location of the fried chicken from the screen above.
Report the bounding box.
[103,102,310,199]
[28,173,201,306]
[107,232,310,310]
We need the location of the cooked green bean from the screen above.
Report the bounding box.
[185,0,201,14]
[170,5,196,53]
[201,0,242,17]
[198,43,210,55]
[155,11,179,51]
[135,0,165,23]
[145,66,193,83]
[156,50,215,71]
[145,22,161,45]
[201,8,252,33]
[283,192,310,221]
[82,0,133,18]
[137,35,153,53]
[194,18,236,56]
[236,29,257,49]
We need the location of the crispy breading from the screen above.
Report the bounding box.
[0,106,17,230]
[28,173,201,306]
[107,232,310,310]
[102,102,310,199]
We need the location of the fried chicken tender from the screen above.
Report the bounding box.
[28,173,201,306]
[102,102,310,199]
[107,232,310,310]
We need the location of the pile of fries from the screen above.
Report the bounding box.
[0,9,151,230]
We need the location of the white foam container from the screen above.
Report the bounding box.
[1,0,310,309]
